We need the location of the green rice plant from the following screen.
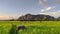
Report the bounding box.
[9,24,17,34]
[0,21,60,34]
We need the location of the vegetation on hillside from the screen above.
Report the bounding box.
[17,14,60,21]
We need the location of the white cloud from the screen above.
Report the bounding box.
[38,0,50,8]
[39,10,60,18]
[46,7,52,10]
[40,6,55,12]
[46,6,55,10]
[38,0,60,17]
[38,0,55,12]
[40,12,56,16]
[41,9,45,12]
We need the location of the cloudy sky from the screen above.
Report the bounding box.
[0,0,60,19]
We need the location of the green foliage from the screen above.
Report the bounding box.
[0,21,60,34]
[9,24,17,34]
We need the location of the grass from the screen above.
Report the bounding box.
[0,21,60,34]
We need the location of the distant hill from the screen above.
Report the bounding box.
[17,14,55,21]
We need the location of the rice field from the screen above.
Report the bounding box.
[0,21,60,34]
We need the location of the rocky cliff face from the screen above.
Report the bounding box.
[18,14,55,21]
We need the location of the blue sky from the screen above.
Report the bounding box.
[0,0,60,19]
